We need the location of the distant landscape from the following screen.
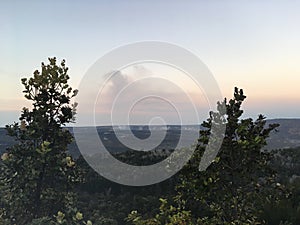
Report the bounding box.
[1,118,300,155]
[2,1,300,224]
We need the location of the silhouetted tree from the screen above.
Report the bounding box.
[127,88,285,224]
[176,87,282,224]
[0,58,83,224]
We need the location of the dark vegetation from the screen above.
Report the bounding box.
[0,58,299,224]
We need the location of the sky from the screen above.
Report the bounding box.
[0,0,300,126]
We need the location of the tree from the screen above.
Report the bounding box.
[126,198,194,225]
[126,87,286,224]
[175,87,283,224]
[0,57,82,224]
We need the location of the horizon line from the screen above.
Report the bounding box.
[1,118,300,129]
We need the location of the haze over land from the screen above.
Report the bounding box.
[1,119,300,155]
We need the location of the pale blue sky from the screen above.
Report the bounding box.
[1,1,300,126]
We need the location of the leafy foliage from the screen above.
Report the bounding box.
[126,198,193,225]
[0,58,83,224]
[175,87,283,224]
[125,87,292,225]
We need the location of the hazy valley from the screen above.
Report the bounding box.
[1,118,300,156]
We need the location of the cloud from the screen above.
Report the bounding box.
[78,65,210,125]
[95,65,209,124]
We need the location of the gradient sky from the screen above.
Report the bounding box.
[1,0,300,126]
